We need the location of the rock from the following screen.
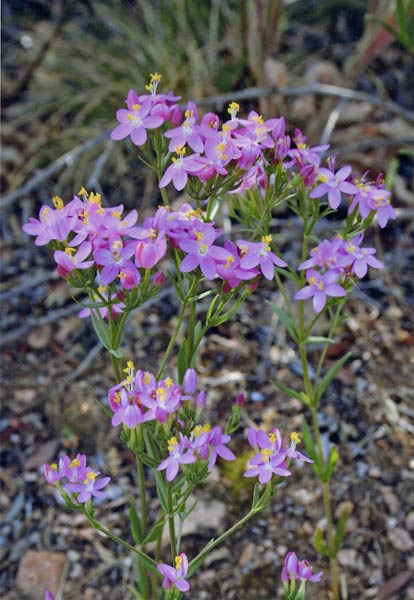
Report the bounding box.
[238,542,255,567]
[406,512,414,531]
[25,441,58,471]
[16,550,66,599]
[380,486,401,514]
[388,527,414,551]
[27,325,52,349]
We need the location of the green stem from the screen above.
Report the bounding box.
[156,279,197,379]
[159,186,170,208]
[167,485,177,562]
[188,506,259,577]
[84,513,157,572]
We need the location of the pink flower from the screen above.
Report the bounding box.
[294,269,346,313]
[238,236,287,281]
[111,96,164,146]
[281,551,323,586]
[310,166,357,209]
[157,553,190,592]
[157,435,196,481]
[54,242,94,274]
[159,146,203,191]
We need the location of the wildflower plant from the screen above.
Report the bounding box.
[25,73,394,599]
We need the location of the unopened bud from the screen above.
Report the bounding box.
[153,271,165,286]
[183,368,198,394]
[196,390,206,409]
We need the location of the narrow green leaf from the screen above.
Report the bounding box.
[252,483,260,509]
[334,512,350,555]
[154,472,169,513]
[301,418,322,479]
[322,445,339,483]
[90,310,110,349]
[129,502,143,544]
[313,527,332,557]
[109,347,123,358]
[315,351,352,403]
[176,344,187,383]
[142,519,165,545]
[270,303,299,342]
[140,453,160,470]
[272,380,309,405]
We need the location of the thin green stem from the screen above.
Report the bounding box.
[156,279,197,379]
[84,513,157,571]
[167,485,177,562]
[159,186,170,208]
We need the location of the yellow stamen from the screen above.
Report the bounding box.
[165,377,173,389]
[65,247,76,255]
[50,463,58,470]
[225,255,235,269]
[175,556,183,569]
[52,196,64,210]
[195,231,204,241]
[167,436,178,452]
[143,372,151,385]
[268,432,277,443]
[228,101,240,114]
[70,459,81,468]
[78,186,88,196]
[291,432,301,444]
[97,285,106,294]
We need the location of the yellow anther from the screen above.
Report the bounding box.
[239,244,248,256]
[309,276,316,285]
[50,463,58,470]
[317,281,325,290]
[228,101,240,114]
[195,231,204,242]
[262,235,272,245]
[143,372,151,385]
[132,103,141,112]
[193,425,202,438]
[156,387,167,402]
[175,145,186,157]
[202,424,211,433]
[319,174,328,183]
[252,115,264,124]
[78,186,88,196]
[111,211,122,219]
[149,228,157,239]
[225,255,235,269]
[65,247,76,255]
[112,240,123,250]
[175,556,183,569]
[268,432,277,443]
[118,272,126,279]
[127,360,134,370]
[222,124,231,134]
[70,459,81,468]
[346,244,356,254]
[261,448,273,460]
[184,109,194,119]
[217,142,226,153]
[52,196,64,210]
[167,436,178,452]
[97,285,106,294]
[150,72,162,83]
[165,377,173,389]
[297,142,307,150]
[291,432,301,444]
[127,114,136,121]
[114,391,121,404]
[89,192,102,205]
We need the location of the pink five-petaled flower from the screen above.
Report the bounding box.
[157,435,196,481]
[342,236,384,278]
[281,551,323,596]
[54,242,94,279]
[65,470,111,503]
[159,145,203,191]
[110,97,164,146]
[294,269,346,313]
[43,462,63,485]
[157,553,190,593]
[179,224,230,280]
[238,235,287,281]
[310,166,357,210]
[205,426,236,469]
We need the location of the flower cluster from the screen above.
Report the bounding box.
[108,363,205,428]
[295,233,384,312]
[157,552,190,593]
[281,551,323,599]
[158,423,236,481]
[43,454,110,503]
[244,429,312,484]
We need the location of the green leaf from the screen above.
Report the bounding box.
[90,310,110,349]
[142,519,165,545]
[129,502,143,544]
[315,351,352,403]
[154,472,169,514]
[322,445,339,483]
[109,347,123,358]
[301,418,322,478]
[140,453,160,470]
[272,380,309,406]
[313,526,331,558]
[269,303,299,343]
[252,483,260,509]
[334,511,350,555]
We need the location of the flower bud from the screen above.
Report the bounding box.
[183,368,197,394]
[153,271,165,287]
[195,390,206,409]
[234,392,245,407]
